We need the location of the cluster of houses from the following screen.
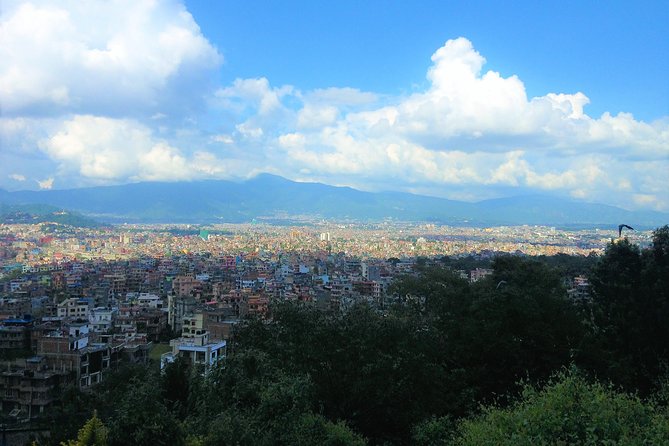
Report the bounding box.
[0,247,591,421]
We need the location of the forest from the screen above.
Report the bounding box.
[46,226,669,445]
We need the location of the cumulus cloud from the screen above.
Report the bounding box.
[37,177,54,190]
[0,0,221,116]
[1,2,667,216]
[346,38,668,158]
[259,38,667,210]
[38,115,233,183]
[215,78,292,116]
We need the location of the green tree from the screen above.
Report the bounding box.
[412,416,456,446]
[161,356,202,420]
[448,369,669,445]
[46,385,96,446]
[463,256,584,400]
[61,411,108,446]
[106,375,185,446]
[588,228,669,392]
[288,413,366,446]
[190,349,366,445]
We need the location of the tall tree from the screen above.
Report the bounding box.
[589,229,669,392]
[61,411,108,446]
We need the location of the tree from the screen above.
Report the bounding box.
[588,229,669,393]
[231,302,447,444]
[161,356,201,420]
[288,413,366,446]
[412,416,455,446]
[462,256,584,403]
[106,375,185,446]
[61,411,108,446]
[448,369,669,445]
[46,384,96,446]
[189,349,366,445]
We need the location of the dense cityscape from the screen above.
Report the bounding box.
[0,219,664,444]
[2,221,651,266]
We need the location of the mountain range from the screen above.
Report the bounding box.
[0,174,666,228]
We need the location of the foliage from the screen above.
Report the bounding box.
[106,374,185,446]
[61,411,108,446]
[45,385,96,446]
[534,252,598,276]
[412,417,456,446]
[232,301,458,444]
[287,413,367,446]
[184,348,364,446]
[390,257,584,408]
[450,369,669,445]
[587,225,669,393]
[0,203,102,227]
[437,255,493,272]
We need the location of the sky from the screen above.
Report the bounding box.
[1,0,668,212]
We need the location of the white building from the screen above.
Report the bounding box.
[89,307,114,333]
[160,332,226,371]
[66,322,89,350]
[137,293,164,309]
[161,313,226,371]
[57,298,91,319]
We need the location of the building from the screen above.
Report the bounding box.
[137,293,164,309]
[0,356,73,418]
[567,275,591,301]
[89,307,114,333]
[133,308,168,342]
[36,322,114,389]
[167,295,197,332]
[202,306,238,341]
[57,297,91,320]
[0,317,32,353]
[181,313,206,337]
[160,331,226,372]
[172,275,200,298]
[470,268,493,283]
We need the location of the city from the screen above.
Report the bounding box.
[0,221,654,421]
[1,0,668,444]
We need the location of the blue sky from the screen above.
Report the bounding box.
[1,0,668,211]
[186,0,668,120]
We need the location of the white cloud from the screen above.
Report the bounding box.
[304,87,378,106]
[9,173,26,181]
[2,9,667,215]
[215,78,292,116]
[278,133,306,149]
[0,0,221,115]
[235,122,264,140]
[297,104,339,129]
[38,115,233,183]
[211,134,234,144]
[37,177,53,189]
[250,38,668,210]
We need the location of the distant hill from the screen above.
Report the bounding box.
[0,174,666,228]
[0,203,103,228]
